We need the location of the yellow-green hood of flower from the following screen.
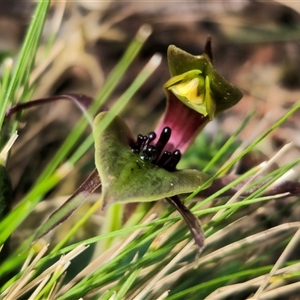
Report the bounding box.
[164,70,215,119]
[164,45,243,119]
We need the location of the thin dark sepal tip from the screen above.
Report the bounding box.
[166,196,205,252]
[204,36,213,64]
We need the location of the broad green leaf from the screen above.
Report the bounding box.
[93,112,211,208]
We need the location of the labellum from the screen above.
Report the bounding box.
[93,112,211,207]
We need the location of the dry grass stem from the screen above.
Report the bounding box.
[57,213,157,297]
[0,131,18,162]
[222,108,285,175]
[134,240,194,299]
[253,228,300,298]
[206,262,300,299]
[212,142,294,220]
[2,244,49,298]
[16,244,87,298]
[201,222,300,266]
[28,274,51,300]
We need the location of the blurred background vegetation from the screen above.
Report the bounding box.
[1,1,300,299]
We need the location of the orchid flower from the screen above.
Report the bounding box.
[90,39,244,250]
[5,39,300,251]
[30,38,244,251]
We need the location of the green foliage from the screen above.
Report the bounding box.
[0,0,50,245]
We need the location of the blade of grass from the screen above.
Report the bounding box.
[186,102,300,204]
[34,24,152,186]
[0,58,13,128]
[0,163,72,245]
[50,197,103,253]
[0,49,161,247]
[29,53,161,244]
[254,227,300,297]
[0,0,50,130]
[203,111,255,172]
[69,53,162,165]
[110,253,141,300]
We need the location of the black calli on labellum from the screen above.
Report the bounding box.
[132,127,182,171]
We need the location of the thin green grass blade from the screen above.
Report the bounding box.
[69,53,162,166]
[111,262,141,300]
[0,169,64,245]
[203,111,255,172]
[33,25,152,186]
[94,25,152,107]
[193,158,300,226]
[0,32,159,246]
[167,265,272,300]
[50,197,103,253]
[99,203,124,251]
[0,59,13,124]
[0,0,50,130]
[186,102,300,202]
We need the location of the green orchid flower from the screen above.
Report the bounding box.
[14,39,245,251]
[6,39,300,252]
[91,40,243,250]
